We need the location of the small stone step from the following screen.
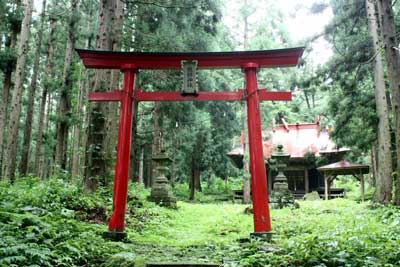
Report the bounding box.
[146,263,222,267]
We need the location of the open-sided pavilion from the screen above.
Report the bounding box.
[318,160,370,201]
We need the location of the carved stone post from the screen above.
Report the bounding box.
[148,149,177,208]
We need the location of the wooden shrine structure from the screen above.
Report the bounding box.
[77,47,304,240]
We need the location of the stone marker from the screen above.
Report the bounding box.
[303,191,321,201]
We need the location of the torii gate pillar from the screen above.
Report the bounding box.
[243,63,271,235]
[105,65,137,240]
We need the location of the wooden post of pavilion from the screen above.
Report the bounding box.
[360,173,365,202]
[304,168,309,193]
[324,173,333,200]
[351,172,365,202]
[324,173,328,200]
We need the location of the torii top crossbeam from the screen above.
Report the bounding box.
[77,47,304,241]
[76,47,304,69]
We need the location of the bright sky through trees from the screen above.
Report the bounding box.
[32,0,333,64]
[222,0,333,64]
[281,0,333,64]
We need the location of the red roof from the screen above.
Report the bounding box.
[317,160,369,171]
[228,121,349,159]
[76,47,304,69]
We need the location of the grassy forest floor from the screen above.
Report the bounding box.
[1,178,400,267]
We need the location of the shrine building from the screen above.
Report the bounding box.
[228,117,350,199]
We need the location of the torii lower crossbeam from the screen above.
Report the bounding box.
[89,89,292,102]
[77,48,304,241]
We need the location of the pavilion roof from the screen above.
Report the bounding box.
[317,160,370,175]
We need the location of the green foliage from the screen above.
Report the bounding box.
[0,177,151,267]
[123,0,241,186]
[103,252,136,267]
[0,176,104,214]
[1,178,400,266]
[3,0,400,264]
[172,177,243,202]
[173,182,228,203]
[173,182,192,199]
[0,49,16,73]
[232,200,400,266]
[308,0,377,155]
[334,175,375,202]
[203,176,243,194]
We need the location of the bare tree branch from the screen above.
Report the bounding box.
[123,0,198,9]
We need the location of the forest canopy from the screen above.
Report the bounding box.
[0,0,400,202]
[0,0,399,201]
[1,0,400,266]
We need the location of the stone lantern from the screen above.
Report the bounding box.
[148,149,177,208]
[269,144,294,208]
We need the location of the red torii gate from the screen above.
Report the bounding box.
[77,48,304,240]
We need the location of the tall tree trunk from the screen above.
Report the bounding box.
[123,1,138,182]
[138,146,144,184]
[377,0,400,205]
[371,142,378,186]
[366,0,393,204]
[189,166,202,198]
[34,91,48,177]
[71,70,88,177]
[0,0,22,178]
[84,0,119,190]
[150,102,161,186]
[311,93,315,108]
[189,132,203,199]
[55,0,79,171]
[189,155,196,201]
[243,0,248,50]
[34,18,56,176]
[104,0,124,177]
[303,91,311,110]
[71,6,97,178]
[84,75,109,189]
[144,144,152,187]
[19,0,47,176]
[129,100,139,181]
[0,63,13,178]
[194,169,201,192]
[41,92,53,178]
[242,105,251,204]
[171,129,177,185]
[241,0,252,204]
[4,0,33,182]
[79,76,91,178]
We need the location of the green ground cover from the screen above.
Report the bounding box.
[1,178,400,266]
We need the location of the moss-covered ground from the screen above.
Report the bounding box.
[1,177,400,266]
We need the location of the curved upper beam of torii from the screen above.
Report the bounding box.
[77,47,305,241]
[76,47,304,69]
